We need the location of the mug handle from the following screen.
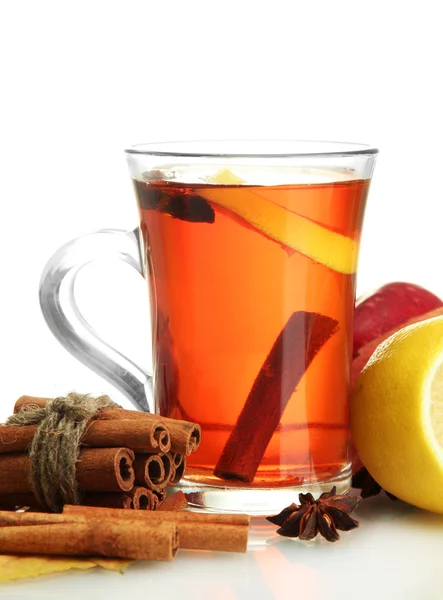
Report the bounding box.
[39,228,152,412]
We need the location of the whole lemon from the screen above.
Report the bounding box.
[351,316,443,513]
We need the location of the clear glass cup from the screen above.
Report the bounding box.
[39,140,378,514]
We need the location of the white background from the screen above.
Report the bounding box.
[1,0,442,421]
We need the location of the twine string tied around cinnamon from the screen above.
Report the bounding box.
[6,392,118,512]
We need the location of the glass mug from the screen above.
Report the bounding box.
[39,141,378,514]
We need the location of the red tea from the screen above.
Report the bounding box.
[134,176,368,492]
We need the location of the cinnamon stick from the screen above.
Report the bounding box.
[168,453,186,485]
[131,487,155,510]
[82,486,154,510]
[0,492,42,511]
[152,489,166,507]
[160,452,174,483]
[214,311,339,483]
[157,490,188,511]
[0,447,135,495]
[179,522,248,552]
[0,511,71,526]
[0,509,248,553]
[14,395,52,412]
[133,455,168,491]
[0,454,43,495]
[84,419,171,453]
[0,425,38,453]
[0,419,171,454]
[171,452,184,468]
[99,409,201,456]
[13,396,201,455]
[0,491,155,513]
[64,504,250,526]
[62,507,248,552]
[83,493,133,509]
[76,448,135,492]
[0,520,178,561]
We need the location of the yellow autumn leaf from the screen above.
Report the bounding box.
[92,558,133,573]
[0,554,132,582]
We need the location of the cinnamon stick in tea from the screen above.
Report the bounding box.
[0,418,170,454]
[0,521,178,561]
[13,396,201,455]
[214,311,339,483]
[0,447,135,495]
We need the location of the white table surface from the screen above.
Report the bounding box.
[1,493,442,600]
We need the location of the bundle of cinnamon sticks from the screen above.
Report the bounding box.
[0,396,201,512]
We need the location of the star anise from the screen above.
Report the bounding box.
[266,487,361,543]
[352,467,397,500]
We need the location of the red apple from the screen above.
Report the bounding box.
[350,283,443,473]
[351,305,443,389]
[353,282,442,358]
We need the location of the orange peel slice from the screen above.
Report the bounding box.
[200,182,359,274]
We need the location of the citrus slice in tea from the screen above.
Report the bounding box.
[201,168,359,275]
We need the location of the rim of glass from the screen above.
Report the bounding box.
[124,139,378,158]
